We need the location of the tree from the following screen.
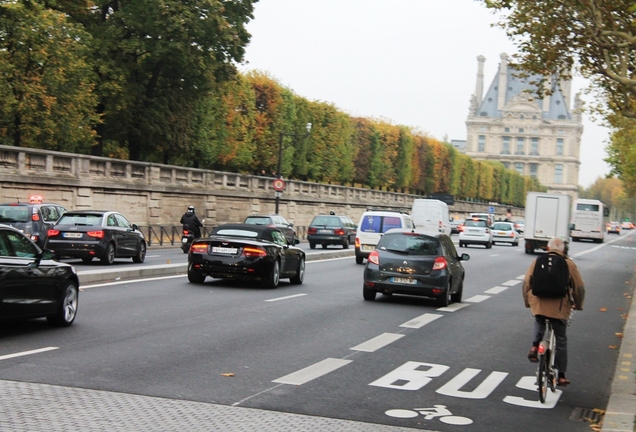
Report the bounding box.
[606,113,636,196]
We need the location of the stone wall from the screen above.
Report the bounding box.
[0,145,522,228]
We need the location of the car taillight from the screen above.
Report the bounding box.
[190,244,208,253]
[242,246,267,257]
[32,212,40,221]
[355,238,360,248]
[334,228,345,236]
[48,229,60,237]
[458,226,464,232]
[183,229,189,235]
[307,227,317,234]
[432,257,447,270]
[87,230,105,239]
[368,250,380,265]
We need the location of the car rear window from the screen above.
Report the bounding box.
[57,214,103,226]
[311,216,341,227]
[465,220,487,227]
[244,217,271,225]
[378,234,440,256]
[360,215,404,233]
[492,223,512,231]
[0,205,30,222]
[215,229,259,238]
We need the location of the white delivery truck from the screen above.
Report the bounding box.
[524,192,572,254]
[411,199,451,235]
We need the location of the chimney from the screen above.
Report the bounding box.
[475,55,486,106]
[497,53,509,111]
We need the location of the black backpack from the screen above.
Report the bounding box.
[531,252,570,298]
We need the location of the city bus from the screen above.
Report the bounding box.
[571,199,609,243]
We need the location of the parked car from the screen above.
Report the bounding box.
[491,221,519,246]
[0,224,79,326]
[458,218,493,248]
[607,221,621,235]
[355,210,414,265]
[44,210,147,265]
[450,219,465,235]
[307,213,357,249]
[243,214,297,244]
[187,223,305,288]
[362,229,470,307]
[0,196,67,249]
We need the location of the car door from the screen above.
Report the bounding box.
[440,235,463,292]
[113,213,136,255]
[271,230,298,275]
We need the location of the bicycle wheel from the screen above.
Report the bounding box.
[538,352,549,403]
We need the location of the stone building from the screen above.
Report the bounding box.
[462,53,582,200]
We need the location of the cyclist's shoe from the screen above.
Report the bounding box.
[527,346,538,362]
[557,377,570,386]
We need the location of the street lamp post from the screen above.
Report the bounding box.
[275,122,312,214]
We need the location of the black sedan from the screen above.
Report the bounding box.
[363,229,469,307]
[44,210,147,265]
[187,224,305,288]
[0,224,79,327]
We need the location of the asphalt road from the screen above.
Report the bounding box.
[1,233,634,431]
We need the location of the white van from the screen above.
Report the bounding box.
[355,210,413,264]
[469,212,495,226]
[411,199,451,236]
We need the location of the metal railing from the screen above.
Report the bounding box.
[140,225,309,247]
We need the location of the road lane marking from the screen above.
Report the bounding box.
[437,303,470,312]
[83,274,185,289]
[464,295,490,303]
[502,279,522,286]
[351,333,405,352]
[400,313,443,329]
[516,274,525,280]
[485,286,508,294]
[266,293,307,302]
[0,347,58,361]
[273,358,352,385]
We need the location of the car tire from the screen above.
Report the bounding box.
[342,238,349,249]
[363,285,376,301]
[356,255,364,265]
[100,243,115,265]
[486,241,492,249]
[133,241,146,263]
[309,242,316,250]
[187,263,206,283]
[47,281,79,327]
[321,244,327,249]
[290,257,305,285]
[263,259,280,288]
[81,257,93,263]
[451,279,463,303]
[459,242,464,248]
[436,282,452,307]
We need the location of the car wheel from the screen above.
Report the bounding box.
[187,263,206,283]
[486,241,492,249]
[436,282,452,307]
[133,241,146,263]
[309,242,316,250]
[47,281,79,327]
[356,255,364,265]
[459,242,463,248]
[451,279,463,303]
[363,285,377,301]
[290,257,305,285]
[100,243,115,265]
[263,259,280,288]
[321,244,327,249]
[81,257,92,263]
[342,238,349,249]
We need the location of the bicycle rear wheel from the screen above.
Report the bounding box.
[538,352,549,403]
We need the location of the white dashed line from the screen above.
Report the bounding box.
[0,347,58,361]
[350,333,405,352]
[400,313,443,329]
[465,295,491,303]
[485,286,509,294]
[273,358,352,385]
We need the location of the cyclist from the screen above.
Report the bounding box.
[180,205,203,238]
[522,237,585,386]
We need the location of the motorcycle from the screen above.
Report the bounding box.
[181,226,195,253]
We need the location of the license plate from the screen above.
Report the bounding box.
[392,277,416,284]
[181,237,188,243]
[318,229,331,233]
[63,232,82,238]
[212,246,238,254]
[361,245,375,251]
[495,231,505,235]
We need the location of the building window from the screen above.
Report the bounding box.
[529,163,538,179]
[516,137,525,155]
[501,136,510,154]
[555,164,563,183]
[504,127,510,133]
[478,135,485,152]
[518,128,524,133]
[515,162,524,174]
[530,138,539,155]
[556,138,564,155]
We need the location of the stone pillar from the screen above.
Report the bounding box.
[475,55,486,106]
[497,53,509,111]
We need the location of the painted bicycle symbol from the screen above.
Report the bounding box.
[385,404,473,425]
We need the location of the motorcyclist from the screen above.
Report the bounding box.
[180,206,203,238]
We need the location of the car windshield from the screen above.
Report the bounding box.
[492,223,512,231]
[244,217,271,225]
[0,205,30,223]
[378,234,440,255]
[311,216,340,227]
[360,215,403,233]
[57,214,103,226]
[465,219,487,227]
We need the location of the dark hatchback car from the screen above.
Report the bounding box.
[187,223,305,288]
[243,214,297,244]
[307,214,357,249]
[363,230,470,307]
[0,224,79,327]
[0,199,67,249]
[44,210,147,265]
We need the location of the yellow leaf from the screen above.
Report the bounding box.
[615,333,624,338]
[609,345,618,349]
[599,307,607,312]
[221,373,235,377]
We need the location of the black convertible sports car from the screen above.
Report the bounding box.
[187,224,305,288]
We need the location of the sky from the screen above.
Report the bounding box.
[237,0,612,189]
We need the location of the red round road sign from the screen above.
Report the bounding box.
[272,178,285,192]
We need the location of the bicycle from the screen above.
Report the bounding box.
[536,318,557,403]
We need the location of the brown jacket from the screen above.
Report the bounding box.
[523,250,585,319]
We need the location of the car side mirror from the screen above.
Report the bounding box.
[289,223,294,228]
[460,253,470,261]
[132,223,139,231]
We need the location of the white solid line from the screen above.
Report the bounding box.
[82,274,185,289]
[485,286,509,294]
[350,333,405,352]
[265,293,307,302]
[465,295,491,303]
[272,358,352,385]
[437,303,470,312]
[502,279,522,286]
[400,313,443,329]
[0,347,59,361]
